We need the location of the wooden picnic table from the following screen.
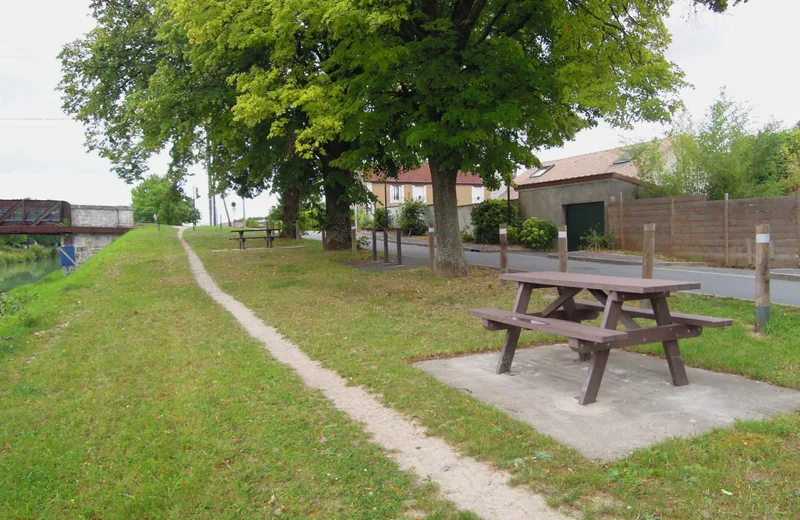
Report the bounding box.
[229,228,280,249]
[469,271,733,405]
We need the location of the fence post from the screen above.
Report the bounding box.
[383,228,390,264]
[372,228,378,261]
[499,224,508,275]
[618,192,625,250]
[321,229,327,248]
[351,225,358,253]
[395,228,403,266]
[724,193,730,266]
[296,219,301,242]
[670,198,675,257]
[642,223,655,279]
[428,227,436,272]
[755,224,771,332]
[558,225,568,273]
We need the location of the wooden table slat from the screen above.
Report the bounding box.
[499,271,700,293]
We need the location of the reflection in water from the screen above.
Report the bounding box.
[0,256,62,293]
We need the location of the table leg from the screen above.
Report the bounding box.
[650,297,690,387]
[496,284,533,374]
[578,295,622,405]
[548,287,591,361]
[239,235,244,250]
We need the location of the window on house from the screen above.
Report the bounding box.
[390,185,403,203]
[472,186,484,204]
[412,185,426,202]
[613,151,634,164]
[529,164,554,178]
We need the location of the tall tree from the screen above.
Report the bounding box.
[131,174,200,225]
[255,0,744,274]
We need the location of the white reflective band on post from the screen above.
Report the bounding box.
[351,225,357,230]
[499,228,507,235]
[428,227,435,233]
[558,231,567,238]
[756,233,770,244]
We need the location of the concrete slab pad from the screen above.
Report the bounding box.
[416,346,800,460]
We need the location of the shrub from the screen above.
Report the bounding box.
[373,207,393,229]
[518,217,557,250]
[355,211,374,230]
[581,225,616,251]
[507,226,521,245]
[398,199,428,235]
[460,226,475,243]
[470,199,520,244]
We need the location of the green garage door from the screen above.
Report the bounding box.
[565,201,605,251]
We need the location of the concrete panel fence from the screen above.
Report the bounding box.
[608,194,800,268]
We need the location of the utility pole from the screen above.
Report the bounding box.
[192,186,199,230]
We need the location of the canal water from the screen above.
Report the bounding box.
[0,257,62,293]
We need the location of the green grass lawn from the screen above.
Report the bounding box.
[185,227,800,520]
[0,227,469,519]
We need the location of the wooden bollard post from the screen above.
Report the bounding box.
[295,219,301,241]
[499,224,508,275]
[642,223,655,279]
[383,227,390,264]
[395,228,403,265]
[755,224,771,332]
[371,228,378,261]
[558,225,568,272]
[642,223,656,309]
[428,227,436,272]
[321,228,327,247]
[351,225,358,253]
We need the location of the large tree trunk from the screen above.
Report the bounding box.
[322,176,352,250]
[430,160,469,276]
[281,184,301,239]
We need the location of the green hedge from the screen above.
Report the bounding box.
[470,199,520,244]
[518,217,557,250]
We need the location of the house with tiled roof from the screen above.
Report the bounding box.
[366,166,490,209]
[512,140,673,249]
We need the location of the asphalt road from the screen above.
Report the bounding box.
[306,232,800,306]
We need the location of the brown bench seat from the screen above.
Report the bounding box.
[573,300,733,328]
[468,308,627,344]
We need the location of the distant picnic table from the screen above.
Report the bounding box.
[229,228,280,249]
[469,271,732,405]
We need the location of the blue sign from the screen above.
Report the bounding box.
[58,246,77,268]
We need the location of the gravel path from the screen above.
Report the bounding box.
[178,228,568,520]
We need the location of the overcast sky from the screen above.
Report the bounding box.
[2,0,799,223]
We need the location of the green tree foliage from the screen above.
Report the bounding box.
[132,175,200,225]
[470,200,520,245]
[373,208,393,230]
[398,200,428,236]
[633,90,800,200]
[518,218,558,251]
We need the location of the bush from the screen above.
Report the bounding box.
[581,225,616,251]
[460,226,475,243]
[245,217,261,228]
[470,199,520,244]
[507,226,521,245]
[355,211,374,230]
[373,207,393,229]
[518,217,557,250]
[398,199,428,235]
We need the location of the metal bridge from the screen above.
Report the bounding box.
[0,200,132,234]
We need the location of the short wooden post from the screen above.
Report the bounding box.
[558,225,568,273]
[755,224,771,332]
[670,198,675,257]
[295,219,301,241]
[642,223,655,279]
[351,225,358,253]
[618,192,625,250]
[723,193,730,266]
[428,227,436,272]
[499,224,508,275]
[383,228,390,264]
[371,228,378,261]
[321,229,327,247]
[395,228,403,265]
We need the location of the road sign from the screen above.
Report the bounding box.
[58,246,77,268]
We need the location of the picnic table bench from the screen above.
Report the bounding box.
[229,228,280,249]
[468,271,733,405]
